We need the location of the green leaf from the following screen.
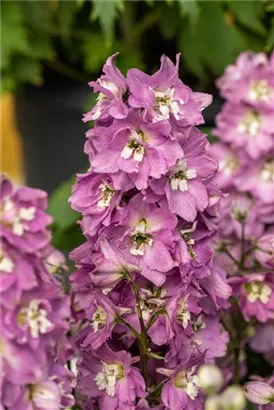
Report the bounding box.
[1,73,16,94]
[57,1,77,38]
[159,4,182,39]
[91,0,123,44]
[180,1,246,79]
[82,32,112,72]
[0,2,31,70]
[266,17,274,52]
[226,1,267,36]
[178,0,200,30]
[12,57,42,85]
[51,224,84,253]
[21,1,53,33]
[48,176,79,231]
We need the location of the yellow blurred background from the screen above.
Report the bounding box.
[1,95,24,185]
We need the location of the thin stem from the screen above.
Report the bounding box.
[45,60,90,83]
[239,222,246,269]
[233,346,240,384]
[222,247,241,267]
[126,272,149,387]
[146,307,164,330]
[116,316,140,339]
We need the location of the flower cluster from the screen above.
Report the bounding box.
[70,54,231,409]
[211,52,274,395]
[0,175,75,410]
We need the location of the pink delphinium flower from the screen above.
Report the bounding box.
[77,346,146,410]
[0,175,74,409]
[70,54,229,409]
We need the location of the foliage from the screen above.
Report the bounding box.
[47,175,84,252]
[1,0,273,93]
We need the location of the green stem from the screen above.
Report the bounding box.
[233,346,240,384]
[239,222,246,269]
[116,316,140,339]
[146,307,164,330]
[126,272,149,387]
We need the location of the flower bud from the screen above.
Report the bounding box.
[244,381,274,405]
[198,364,224,394]
[221,385,246,410]
[205,395,223,410]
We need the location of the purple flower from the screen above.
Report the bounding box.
[230,273,274,322]
[77,345,146,410]
[127,54,212,125]
[157,355,204,410]
[210,142,241,190]
[75,291,131,349]
[255,230,274,269]
[216,51,274,109]
[90,113,184,190]
[84,53,129,122]
[118,199,177,286]
[244,380,274,405]
[234,155,274,204]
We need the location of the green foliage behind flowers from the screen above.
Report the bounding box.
[1,0,273,93]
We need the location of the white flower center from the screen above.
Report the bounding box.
[260,160,274,182]
[170,159,197,191]
[17,299,53,338]
[174,367,201,400]
[121,138,145,162]
[130,219,153,256]
[249,80,271,102]
[19,207,36,221]
[177,296,191,328]
[95,362,124,396]
[219,156,239,176]
[97,182,115,208]
[154,88,183,121]
[245,282,271,304]
[0,253,14,273]
[91,306,108,333]
[238,110,261,137]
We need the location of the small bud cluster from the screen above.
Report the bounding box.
[0,175,75,410]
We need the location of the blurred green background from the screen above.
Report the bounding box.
[1,0,274,92]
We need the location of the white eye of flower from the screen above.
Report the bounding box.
[17,299,53,338]
[170,159,197,192]
[95,362,124,396]
[245,282,272,304]
[174,367,201,400]
[0,253,14,273]
[97,182,115,208]
[130,232,153,256]
[19,207,36,221]
[12,218,25,236]
[91,306,108,333]
[260,160,274,182]
[154,88,183,121]
[249,79,271,102]
[121,139,145,162]
[219,156,239,176]
[177,296,191,328]
[238,110,261,137]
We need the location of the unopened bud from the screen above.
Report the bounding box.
[205,395,223,410]
[244,381,274,405]
[221,385,246,410]
[198,364,224,394]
